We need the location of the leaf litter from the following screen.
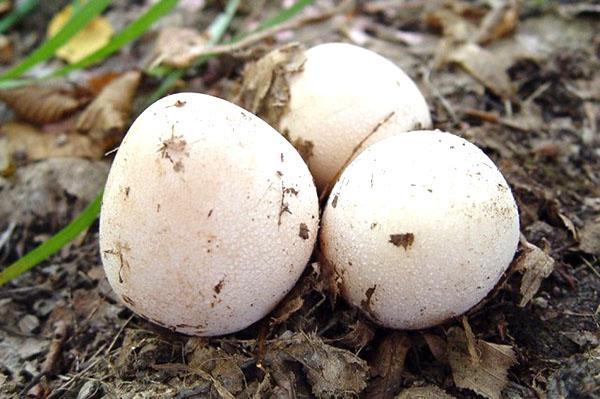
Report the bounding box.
[0,1,599,398]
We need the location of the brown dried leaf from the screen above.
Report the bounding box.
[186,341,247,395]
[447,327,517,399]
[1,122,104,162]
[76,71,141,150]
[396,385,456,399]
[270,296,304,326]
[336,319,375,351]
[0,84,90,124]
[265,333,369,398]
[423,333,448,364]
[514,238,555,307]
[441,42,514,98]
[366,333,411,399]
[236,43,306,128]
[0,34,13,64]
[424,7,477,42]
[475,0,520,45]
[147,27,209,69]
[579,219,600,256]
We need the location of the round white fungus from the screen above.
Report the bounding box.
[280,42,432,191]
[100,93,319,336]
[320,130,520,330]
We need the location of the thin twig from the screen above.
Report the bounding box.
[165,0,355,68]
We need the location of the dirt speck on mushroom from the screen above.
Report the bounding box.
[389,233,415,250]
[299,223,309,239]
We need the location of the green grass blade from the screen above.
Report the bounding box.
[51,0,178,78]
[234,0,314,41]
[0,192,103,286]
[0,0,111,80]
[0,0,39,34]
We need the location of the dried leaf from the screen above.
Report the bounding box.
[441,42,514,98]
[76,71,141,150]
[336,319,375,351]
[475,0,520,45]
[424,7,477,42]
[185,339,248,396]
[0,34,13,64]
[579,219,600,256]
[148,26,209,69]
[366,333,411,399]
[514,238,555,307]
[423,333,448,364]
[270,296,304,326]
[236,43,306,128]
[0,84,90,124]
[447,327,517,399]
[396,385,456,399]
[47,5,114,64]
[1,122,104,162]
[265,333,369,398]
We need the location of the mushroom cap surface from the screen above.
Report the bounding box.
[100,93,319,336]
[280,42,432,191]
[320,131,520,329]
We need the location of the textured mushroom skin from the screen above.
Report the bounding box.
[279,42,432,191]
[100,93,319,336]
[320,131,520,330]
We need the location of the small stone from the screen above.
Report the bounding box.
[77,380,102,399]
[18,314,39,334]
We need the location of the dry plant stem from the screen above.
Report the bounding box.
[166,0,355,68]
[27,320,70,397]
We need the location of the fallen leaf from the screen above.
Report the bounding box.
[147,26,209,69]
[447,326,517,399]
[0,1,10,14]
[366,333,411,399]
[336,319,375,352]
[441,42,514,98]
[86,71,124,95]
[236,43,306,128]
[396,385,456,399]
[0,83,91,124]
[578,219,600,256]
[1,122,104,162]
[76,71,141,150]
[47,5,114,64]
[270,296,304,326]
[475,0,520,45]
[423,333,449,364]
[514,237,555,307]
[424,6,477,42]
[0,34,13,64]
[265,332,369,398]
[187,343,247,396]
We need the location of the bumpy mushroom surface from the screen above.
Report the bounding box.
[280,42,432,191]
[100,93,319,336]
[320,131,519,330]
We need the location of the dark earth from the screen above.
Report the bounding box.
[0,1,599,398]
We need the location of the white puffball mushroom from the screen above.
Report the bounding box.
[280,42,432,191]
[100,93,319,336]
[320,131,520,330]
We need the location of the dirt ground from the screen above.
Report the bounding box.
[0,1,599,398]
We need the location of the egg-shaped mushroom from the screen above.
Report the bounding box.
[320,130,519,330]
[280,42,432,191]
[100,93,319,336]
